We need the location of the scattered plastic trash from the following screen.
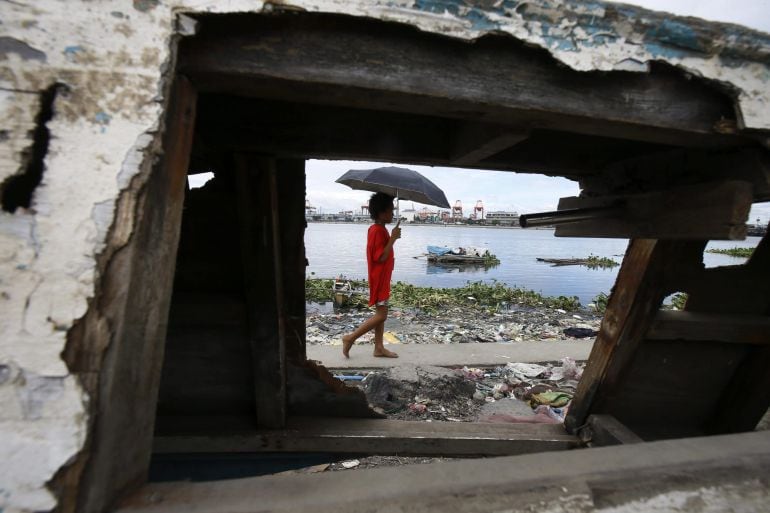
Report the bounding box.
[563,327,598,338]
[409,403,428,413]
[383,332,401,344]
[529,391,572,408]
[459,366,485,380]
[304,303,602,346]
[503,362,549,381]
[549,357,582,381]
[341,460,360,469]
[335,375,365,381]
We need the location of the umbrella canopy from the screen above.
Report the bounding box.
[335,166,450,209]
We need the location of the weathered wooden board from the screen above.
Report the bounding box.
[581,415,643,446]
[235,156,286,429]
[564,239,707,433]
[450,124,528,166]
[180,14,740,149]
[648,311,770,345]
[59,76,198,513]
[693,232,770,434]
[154,417,579,457]
[593,340,750,440]
[554,181,753,239]
[276,159,308,362]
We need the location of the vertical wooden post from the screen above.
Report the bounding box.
[276,159,307,362]
[60,75,197,513]
[564,239,706,433]
[702,231,770,434]
[268,159,288,415]
[234,155,286,429]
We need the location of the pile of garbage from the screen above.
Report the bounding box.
[427,245,490,257]
[307,304,601,346]
[338,358,585,425]
[462,358,583,424]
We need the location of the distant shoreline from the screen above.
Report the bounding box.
[306,221,555,230]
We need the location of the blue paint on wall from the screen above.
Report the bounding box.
[94,111,111,133]
[64,45,84,56]
[646,18,703,53]
[413,0,459,17]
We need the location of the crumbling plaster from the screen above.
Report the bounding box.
[0,1,768,512]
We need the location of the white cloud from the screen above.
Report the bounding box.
[306,160,770,225]
[305,160,579,216]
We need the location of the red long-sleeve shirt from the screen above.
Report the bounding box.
[367,223,394,306]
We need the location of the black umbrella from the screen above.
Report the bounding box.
[335,166,451,209]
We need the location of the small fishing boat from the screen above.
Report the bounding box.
[426,246,499,265]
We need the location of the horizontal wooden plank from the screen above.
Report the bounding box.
[180,14,742,148]
[154,417,579,457]
[648,311,770,344]
[554,181,753,239]
[581,415,644,446]
[451,124,528,166]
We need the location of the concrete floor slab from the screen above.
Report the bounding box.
[307,340,594,369]
[120,430,770,513]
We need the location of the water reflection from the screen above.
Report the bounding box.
[425,261,499,275]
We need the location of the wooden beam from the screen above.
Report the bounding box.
[58,76,198,513]
[579,148,770,202]
[195,96,455,167]
[554,181,753,240]
[451,123,528,166]
[153,417,579,457]
[648,311,770,344]
[276,159,307,362]
[564,239,707,433]
[579,415,644,446]
[179,14,743,149]
[234,155,286,429]
[692,231,770,434]
[706,345,770,434]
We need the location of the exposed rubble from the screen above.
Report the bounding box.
[334,358,585,425]
[307,304,602,346]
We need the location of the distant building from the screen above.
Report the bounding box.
[400,207,418,223]
[485,211,519,226]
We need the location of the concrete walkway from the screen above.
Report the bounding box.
[306,340,594,369]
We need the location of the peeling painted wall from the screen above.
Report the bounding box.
[0,1,768,512]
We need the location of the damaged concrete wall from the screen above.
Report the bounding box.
[0,1,768,512]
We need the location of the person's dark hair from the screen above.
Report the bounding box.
[369,192,394,220]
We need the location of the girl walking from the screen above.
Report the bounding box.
[342,192,401,358]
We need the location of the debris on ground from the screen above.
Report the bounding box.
[334,357,585,425]
[307,304,602,346]
[327,456,450,471]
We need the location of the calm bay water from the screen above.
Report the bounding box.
[305,223,760,306]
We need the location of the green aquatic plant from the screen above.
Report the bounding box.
[306,278,581,312]
[584,255,619,269]
[482,250,501,266]
[670,292,688,310]
[592,292,609,314]
[706,247,754,258]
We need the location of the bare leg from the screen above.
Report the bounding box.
[343,305,388,358]
[373,308,398,358]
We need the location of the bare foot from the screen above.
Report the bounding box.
[373,347,399,358]
[342,335,354,358]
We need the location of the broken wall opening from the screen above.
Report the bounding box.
[61,8,770,509]
[1,83,61,213]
